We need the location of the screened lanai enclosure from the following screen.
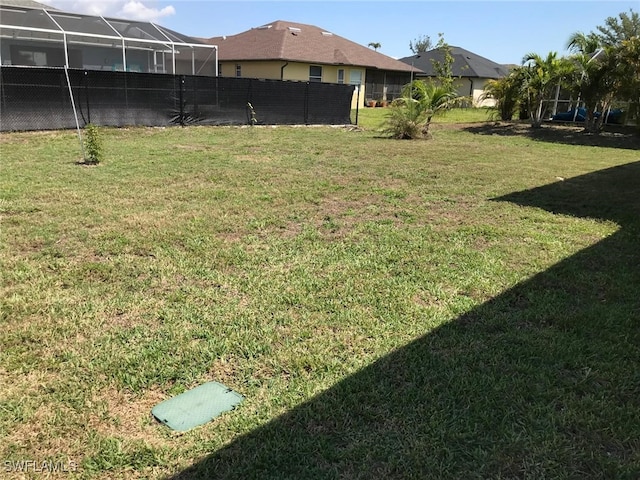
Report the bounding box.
[0,3,218,75]
[0,3,354,130]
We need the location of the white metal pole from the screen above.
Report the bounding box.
[43,9,67,67]
[121,38,127,71]
[172,45,176,74]
[63,33,69,67]
[553,83,560,116]
[572,94,581,122]
[64,66,85,161]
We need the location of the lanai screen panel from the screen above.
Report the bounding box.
[0,7,62,53]
[0,4,216,75]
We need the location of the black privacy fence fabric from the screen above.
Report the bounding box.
[0,67,355,131]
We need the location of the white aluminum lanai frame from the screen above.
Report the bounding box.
[0,4,217,75]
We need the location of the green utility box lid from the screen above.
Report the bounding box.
[152,381,243,432]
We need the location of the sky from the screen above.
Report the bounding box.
[40,0,638,65]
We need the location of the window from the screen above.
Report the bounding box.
[337,69,345,84]
[349,70,362,85]
[235,64,241,77]
[19,50,47,66]
[309,65,322,82]
[11,48,48,66]
[10,45,66,67]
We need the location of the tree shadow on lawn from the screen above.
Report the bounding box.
[169,162,640,479]
[461,121,640,151]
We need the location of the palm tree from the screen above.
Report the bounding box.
[566,10,640,134]
[481,70,525,121]
[383,80,462,139]
[566,33,623,133]
[368,42,381,51]
[567,31,601,56]
[614,36,640,131]
[521,52,573,128]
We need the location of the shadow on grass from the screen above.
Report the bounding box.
[169,162,640,479]
[461,121,640,151]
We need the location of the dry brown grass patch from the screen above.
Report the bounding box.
[87,388,170,448]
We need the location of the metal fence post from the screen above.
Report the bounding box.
[83,70,91,125]
[179,75,185,127]
[304,82,309,125]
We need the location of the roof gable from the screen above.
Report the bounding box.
[399,46,509,79]
[206,20,417,73]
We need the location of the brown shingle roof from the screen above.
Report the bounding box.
[204,20,417,72]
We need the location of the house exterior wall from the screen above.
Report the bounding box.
[470,78,495,107]
[219,60,280,79]
[2,39,68,67]
[175,59,217,76]
[454,77,496,107]
[283,62,315,81]
[220,60,366,108]
[418,75,497,108]
[454,78,472,102]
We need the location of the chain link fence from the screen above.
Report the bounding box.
[0,67,354,131]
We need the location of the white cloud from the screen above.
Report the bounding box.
[119,1,175,21]
[41,1,176,22]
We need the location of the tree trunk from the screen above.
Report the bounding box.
[529,97,545,128]
[583,97,612,135]
[421,116,433,139]
[592,97,614,134]
[584,110,598,134]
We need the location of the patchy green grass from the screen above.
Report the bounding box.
[1,112,639,479]
[352,106,493,130]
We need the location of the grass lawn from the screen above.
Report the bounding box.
[352,105,494,130]
[1,110,639,479]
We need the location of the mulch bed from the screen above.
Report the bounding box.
[436,121,640,151]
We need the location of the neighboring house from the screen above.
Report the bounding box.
[0,1,217,76]
[399,46,510,107]
[203,20,420,108]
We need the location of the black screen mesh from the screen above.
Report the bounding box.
[0,67,354,131]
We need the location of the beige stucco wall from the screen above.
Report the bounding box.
[455,78,495,107]
[420,76,497,108]
[219,60,366,108]
[470,78,495,107]
[219,60,282,79]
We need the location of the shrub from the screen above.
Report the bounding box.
[83,123,103,164]
[247,102,258,126]
[382,80,462,139]
[481,72,524,121]
[383,97,429,139]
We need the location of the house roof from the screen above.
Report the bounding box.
[399,46,509,79]
[204,20,418,73]
[0,0,55,9]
